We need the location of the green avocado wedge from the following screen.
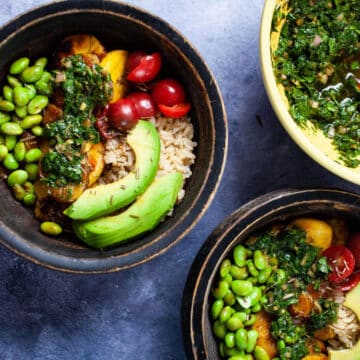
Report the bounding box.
[73,172,184,249]
[63,120,160,220]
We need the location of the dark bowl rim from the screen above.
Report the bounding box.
[0,0,228,274]
[181,187,360,359]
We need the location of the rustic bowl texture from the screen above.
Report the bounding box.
[181,188,360,359]
[0,0,227,273]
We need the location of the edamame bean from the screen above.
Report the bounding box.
[220,306,235,324]
[244,314,257,327]
[20,65,44,83]
[7,169,28,187]
[5,135,17,151]
[0,100,15,112]
[0,144,8,160]
[231,280,253,297]
[35,81,53,96]
[253,250,267,270]
[3,85,13,102]
[213,280,230,300]
[251,303,262,313]
[254,346,270,360]
[235,328,248,350]
[13,86,31,107]
[230,265,249,280]
[12,184,26,200]
[211,299,224,320]
[224,347,245,357]
[246,260,259,277]
[220,259,232,278]
[23,193,36,206]
[233,245,247,267]
[25,84,36,100]
[7,75,22,88]
[258,266,272,284]
[228,357,246,360]
[223,273,233,285]
[34,57,48,69]
[14,141,26,161]
[247,286,262,307]
[31,125,43,137]
[245,329,258,354]
[25,163,39,180]
[23,181,34,194]
[1,122,23,136]
[225,332,236,348]
[40,221,63,236]
[24,148,42,163]
[224,290,236,306]
[21,114,42,129]
[219,342,225,358]
[9,57,30,75]
[15,106,28,118]
[226,314,244,332]
[0,112,10,125]
[213,320,227,339]
[277,339,285,350]
[3,153,19,170]
[27,95,48,114]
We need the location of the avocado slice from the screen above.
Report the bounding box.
[73,172,183,248]
[63,120,160,220]
[329,283,360,360]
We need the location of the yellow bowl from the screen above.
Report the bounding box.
[260,0,360,186]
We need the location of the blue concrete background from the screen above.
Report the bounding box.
[0,1,359,359]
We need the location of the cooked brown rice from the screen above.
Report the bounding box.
[98,115,197,202]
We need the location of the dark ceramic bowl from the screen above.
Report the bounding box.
[181,188,360,359]
[0,1,227,273]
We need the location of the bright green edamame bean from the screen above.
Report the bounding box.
[0,99,15,112]
[253,250,267,270]
[244,314,257,326]
[0,112,10,125]
[31,125,44,137]
[0,144,8,160]
[25,163,39,180]
[277,339,286,350]
[25,148,42,163]
[14,141,26,161]
[9,57,30,75]
[34,57,48,69]
[233,244,247,267]
[27,95,49,114]
[224,290,236,306]
[3,153,19,170]
[225,332,236,348]
[1,122,23,136]
[7,169,28,187]
[251,303,262,313]
[220,259,232,278]
[247,286,262,307]
[40,221,63,236]
[211,299,224,320]
[258,266,272,284]
[219,305,235,324]
[37,71,51,83]
[213,320,227,339]
[226,314,244,332]
[247,260,259,277]
[235,328,248,350]
[35,81,53,96]
[245,329,259,354]
[223,273,233,285]
[13,86,31,107]
[213,280,230,299]
[25,84,36,100]
[5,135,17,151]
[7,75,22,88]
[15,106,28,118]
[228,357,246,360]
[23,193,36,206]
[3,85,13,102]
[231,280,253,297]
[20,65,44,83]
[224,347,245,357]
[21,114,42,129]
[12,184,26,200]
[219,342,225,358]
[230,265,249,280]
[253,346,270,360]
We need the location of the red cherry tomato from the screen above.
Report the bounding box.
[152,78,186,106]
[95,106,119,139]
[158,102,191,118]
[126,51,146,73]
[337,270,360,292]
[348,232,360,268]
[322,245,355,283]
[127,52,162,83]
[126,92,157,118]
[107,98,139,131]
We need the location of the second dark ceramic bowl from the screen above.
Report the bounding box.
[0,0,227,273]
[182,188,360,359]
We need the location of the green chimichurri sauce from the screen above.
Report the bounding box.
[41,55,112,187]
[272,0,360,167]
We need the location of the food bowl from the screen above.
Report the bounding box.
[182,188,360,359]
[0,1,227,273]
[260,0,360,185]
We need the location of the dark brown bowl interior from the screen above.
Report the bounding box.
[0,1,227,273]
[182,188,360,359]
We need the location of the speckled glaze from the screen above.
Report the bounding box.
[182,188,360,359]
[0,0,227,273]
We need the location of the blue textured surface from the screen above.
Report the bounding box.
[0,1,359,359]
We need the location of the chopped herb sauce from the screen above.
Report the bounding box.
[272,0,360,167]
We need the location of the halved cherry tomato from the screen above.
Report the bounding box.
[126,51,146,73]
[158,102,191,118]
[127,52,162,83]
[322,245,355,283]
[337,270,360,292]
[152,78,186,106]
[126,92,157,118]
[348,232,360,268]
[107,98,139,131]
